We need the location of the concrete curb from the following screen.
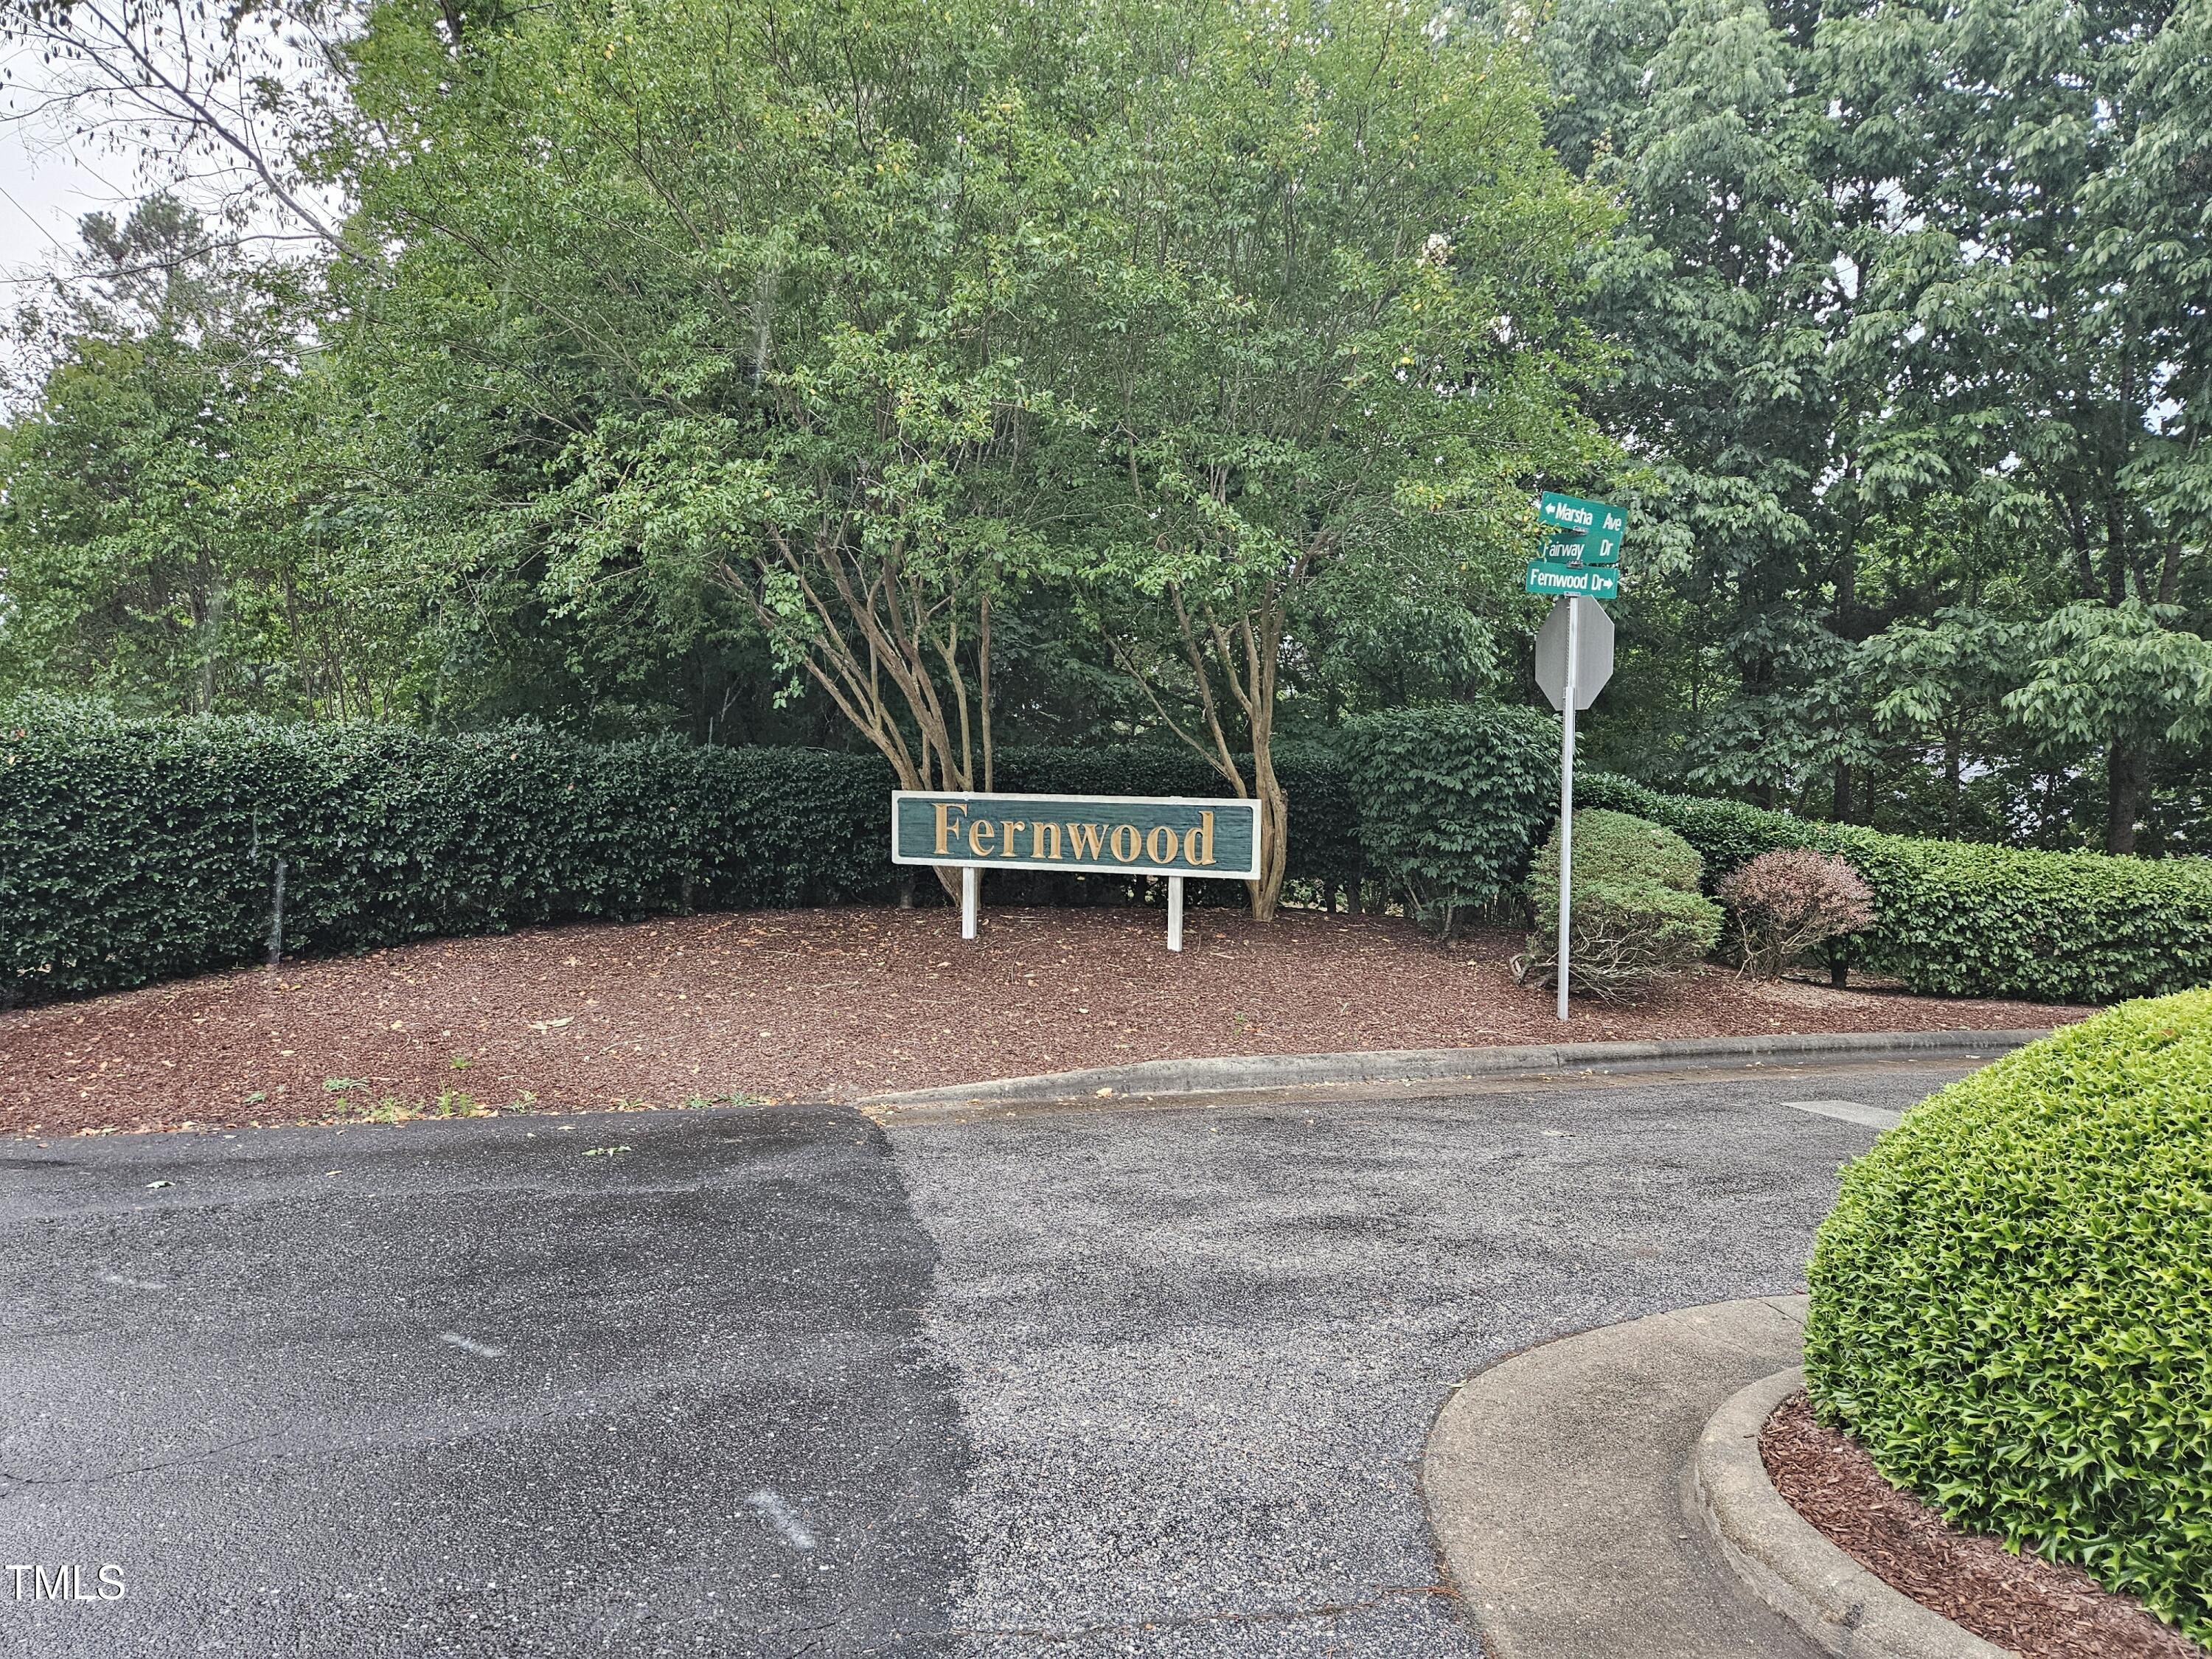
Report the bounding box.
[863,1028,2047,1109]
[1691,1367,2011,1659]
[1423,1295,1822,1658]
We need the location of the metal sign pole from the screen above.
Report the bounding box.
[1557,596,1580,1020]
[1167,875,1185,953]
[961,866,979,940]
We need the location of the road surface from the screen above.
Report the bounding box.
[0,1060,1965,1656]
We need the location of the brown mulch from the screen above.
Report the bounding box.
[0,905,2092,1137]
[1761,1391,2203,1659]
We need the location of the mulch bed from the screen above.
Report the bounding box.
[1762,1391,2202,1658]
[0,905,2091,1137]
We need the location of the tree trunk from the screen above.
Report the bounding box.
[1832,759,1853,825]
[2106,742,2143,855]
[1944,728,1961,839]
[1247,733,1289,921]
[1106,585,1293,921]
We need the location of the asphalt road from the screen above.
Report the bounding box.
[0,1060,1972,1658]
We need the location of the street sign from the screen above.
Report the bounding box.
[1540,534,1621,567]
[1531,492,1629,1029]
[1534,597,1614,712]
[891,790,1261,950]
[1525,560,1619,600]
[1537,493,1627,563]
[1537,490,1610,533]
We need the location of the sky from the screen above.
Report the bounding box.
[0,18,342,305]
[0,117,131,290]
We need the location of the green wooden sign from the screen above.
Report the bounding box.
[1525,560,1619,600]
[891,792,1261,880]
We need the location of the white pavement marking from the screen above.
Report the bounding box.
[437,1330,507,1360]
[97,1270,167,1291]
[1781,1100,1901,1130]
[747,1489,817,1551]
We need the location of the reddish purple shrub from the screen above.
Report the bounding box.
[1716,849,1875,978]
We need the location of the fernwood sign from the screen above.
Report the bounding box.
[892,791,1261,950]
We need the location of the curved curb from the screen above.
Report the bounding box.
[1691,1367,2011,1659]
[863,1027,2046,1109]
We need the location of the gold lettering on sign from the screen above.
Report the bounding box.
[1067,822,1106,861]
[1146,824,1178,865]
[1032,821,1062,860]
[1001,821,1022,856]
[1189,810,1217,866]
[933,800,969,855]
[1110,824,1141,862]
[970,819,997,856]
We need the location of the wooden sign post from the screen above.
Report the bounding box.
[891,791,1263,951]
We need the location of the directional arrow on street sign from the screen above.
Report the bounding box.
[1526,560,1619,600]
[1534,595,1614,712]
[1537,490,1607,532]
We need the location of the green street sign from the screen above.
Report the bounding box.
[1526,559,1618,600]
[1540,533,1621,567]
[1537,493,1628,563]
[1538,491,1610,534]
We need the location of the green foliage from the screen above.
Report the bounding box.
[1034,0,1614,914]
[1517,810,1723,999]
[0,198,404,717]
[0,715,894,1002]
[1537,0,2211,852]
[1528,808,1705,896]
[0,714,1374,1003]
[1577,775,1832,878]
[1341,705,1558,936]
[2005,601,2212,756]
[316,0,1622,916]
[1579,774,2212,1003]
[1804,998,2212,1640]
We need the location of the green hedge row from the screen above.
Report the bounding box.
[1806,998,2212,1639]
[0,716,1373,1003]
[1577,774,2212,1004]
[11,709,2212,1006]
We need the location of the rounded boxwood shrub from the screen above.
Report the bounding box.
[1514,810,1724,1000]
[1804,994,2212,1641]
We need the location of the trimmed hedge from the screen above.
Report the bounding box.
[1804,997,2212,1641]
[1579,773,2212,1004]
[1,721,897,1002]
[1340,703,1557,934]
[0,715,1374,1003]
[13,708,2212,1009]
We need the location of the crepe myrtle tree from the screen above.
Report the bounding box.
[1054,0,1614,919]
[338,0,1613,917]
[335,0,1106,894]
